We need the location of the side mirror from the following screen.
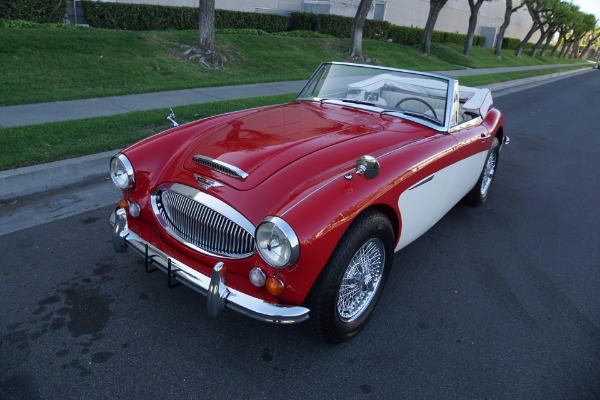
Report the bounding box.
[356,155,380,179]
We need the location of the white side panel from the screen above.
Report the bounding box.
[395,150,488,252]
[436,150,487,222]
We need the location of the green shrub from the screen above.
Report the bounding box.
[0,0,65,23]
[289,13,390,40]
[502,37,521,50]
[289,12,318,32]
[81,2,196,30]
[388,26,423,46]
[364,19,391,39]
[314,14,353,38]
[216,10,288,33]
[82,1,288,32]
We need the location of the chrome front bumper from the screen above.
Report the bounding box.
[109,208,310,324]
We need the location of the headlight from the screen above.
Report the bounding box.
[110,154,135,190]
[255,216,299,268]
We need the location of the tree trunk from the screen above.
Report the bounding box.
[198,0,215,54]
[463,0,485,57]
[514,22,539,57]
[421,0,448,56]
[494,0,513,57]
[529,26,551,58]
[560,41,571,58]
[550,31,567,57]
[571,39,580,58]
[187,0,225,68]
[539,29,555,58]
[550,33,564,58]
[349,0,374,60]
[580,33,600,59]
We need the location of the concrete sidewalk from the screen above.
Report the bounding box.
[0,63,587,129]
[0,64,594,204]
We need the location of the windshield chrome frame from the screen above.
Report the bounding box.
[296,62,460,133]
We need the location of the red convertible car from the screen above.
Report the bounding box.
[109,62,508,343]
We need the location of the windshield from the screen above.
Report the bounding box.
[298,63,453,129]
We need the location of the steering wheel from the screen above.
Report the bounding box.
[395,97,438,119]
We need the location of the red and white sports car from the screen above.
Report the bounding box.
[109,62,508,343]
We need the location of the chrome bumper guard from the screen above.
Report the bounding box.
[109,208,309,324]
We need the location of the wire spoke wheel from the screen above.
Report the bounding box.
[480,149,497,196]
[465,137,500,205]
[306,210,393,343]
[336,238,385,322]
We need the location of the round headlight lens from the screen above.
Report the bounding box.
[110,154,135,190]
[255,217,299,268]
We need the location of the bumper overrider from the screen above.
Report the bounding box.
[109,208,310,324]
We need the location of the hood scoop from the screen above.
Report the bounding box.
[192,155,249,180]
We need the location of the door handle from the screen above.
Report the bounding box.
[480,133,491,140]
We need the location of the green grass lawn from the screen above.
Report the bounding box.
[1,63,591,171]
[0,27,592,170]
[0,28,589,106]
[0,94,295,170]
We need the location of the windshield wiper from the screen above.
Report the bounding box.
[320,98,376,107]
[380,109,441,125]
[340,98,376,106]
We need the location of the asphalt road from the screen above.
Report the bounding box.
[1,71,599,399]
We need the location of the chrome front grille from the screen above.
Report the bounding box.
[152,185,255,259]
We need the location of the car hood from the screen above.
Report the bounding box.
[182,102,385,190]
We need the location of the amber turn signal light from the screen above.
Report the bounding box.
[119,198,129,211]
[266,276,285,296]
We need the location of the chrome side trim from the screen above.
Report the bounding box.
[193,155,249,180]
[448,116,483,133]
[409,174,434,190]
[109,208,310,324]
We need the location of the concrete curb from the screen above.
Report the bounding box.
[0,67,593,203]
[0,150,116,203]
[479,67,592,92]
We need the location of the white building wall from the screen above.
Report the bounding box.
[385,0,536,42]
[92,0,537,42]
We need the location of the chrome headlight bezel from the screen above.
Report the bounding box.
[110,154,135,190]
[255,216,300,268]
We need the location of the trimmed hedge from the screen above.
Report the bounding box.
[289,12,390,40]
[81,1,288,32]
[502,37,521,50]
[216,10,287,33]
[80,3,484,47]
[0,0,65,23]
[387,24,485,47]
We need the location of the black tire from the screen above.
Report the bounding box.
[465,137,500,205]
[306,210,394,343]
